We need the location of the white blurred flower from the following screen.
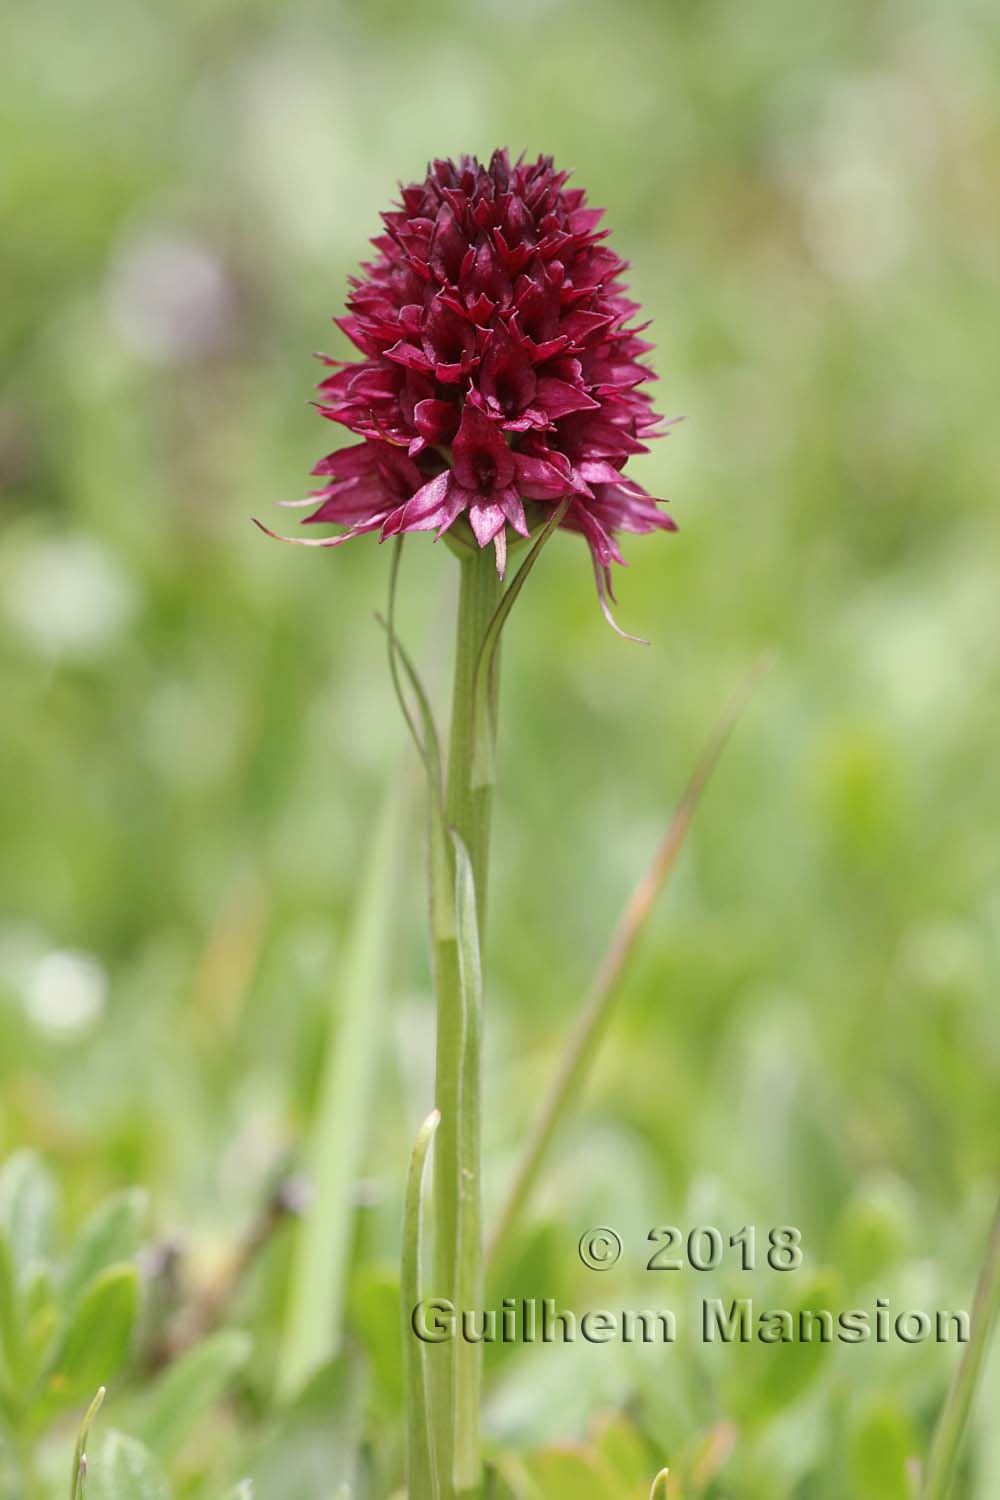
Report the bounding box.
[0,923,48,992]
[105,229,233,363]
[239,51,381,259]
[24,949,107,1039]
[770,69,937,286]
[3,533,136,660]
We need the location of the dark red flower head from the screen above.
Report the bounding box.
[275,150,676,623]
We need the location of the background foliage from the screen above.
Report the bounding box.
[2,0,999,1495]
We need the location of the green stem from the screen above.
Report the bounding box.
[444,546,501,931]
[432,545,502,1499]
[922,1193,1000,1500]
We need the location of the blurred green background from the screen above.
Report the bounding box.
[3,0,1000,1495]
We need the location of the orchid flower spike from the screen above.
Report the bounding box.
[269,149,677,622]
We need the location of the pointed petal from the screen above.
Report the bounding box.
[514,453,574,500]
[253,517,359,547]
[493,526,507,578]
[468,501,507,547]
[381,470,466,539]
[534,377,600,420]
[498,488,529,538]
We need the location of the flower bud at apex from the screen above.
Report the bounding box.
[266,150,677,626]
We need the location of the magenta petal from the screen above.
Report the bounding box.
[384,340,433,373]
[494,527,507,578]
[498,488,529,538]
[577,458,624,486]
[414,398,460,444]
[514,453,574,500]
[382,471,464,538]
[468,501,506,547]
[534,377,600,419]
[591,479,676,536]
[311,444,374,478]
[305,480,388,527]
[564,498,626,569]
[560,309,614,343]
[452,404,516,491]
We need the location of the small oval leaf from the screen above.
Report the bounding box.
[64,1191,146,1307]
[0,1151,58,1276]
[44,1266,138,1412]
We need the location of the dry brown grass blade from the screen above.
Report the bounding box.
[486,655,773,1273]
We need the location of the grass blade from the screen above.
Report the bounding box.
[378,537,444,804]
[376,538,453,945]
[487,657,771,1271]
[277,781,402,1401]
[70,1386,105,1500]
[451,833,484,1494]
[402,1109,441,1500]
[64,1191,147,1308]
[922,1193,1000,1500]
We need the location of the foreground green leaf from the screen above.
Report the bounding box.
[277,779,402,1402]
[43,1265,138,1413]
[852,1397,917,1500]
[64,1191,146,1307]
[402,1109,440,1500]
[729,1270,844,1421]
[923,1193,1000,1500]
[0,1151,58,1277]
[0,1231,19,1391]
[89,1431,168,1500]
[134,1328,251,1460]
[525,1448,619,1500]
[451,833,483,1494]
[593,1415,654,1489]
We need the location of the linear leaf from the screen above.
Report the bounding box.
[70,1385,106,1500]
[0,1231,19,1394]
[377,538,453,944]
[470,499,570,789]
[277,780,402,1401]
[402,1109,441,1500]
[922,1193,1000,1500]
[380,537,444,800]
[450,833,483,1493]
